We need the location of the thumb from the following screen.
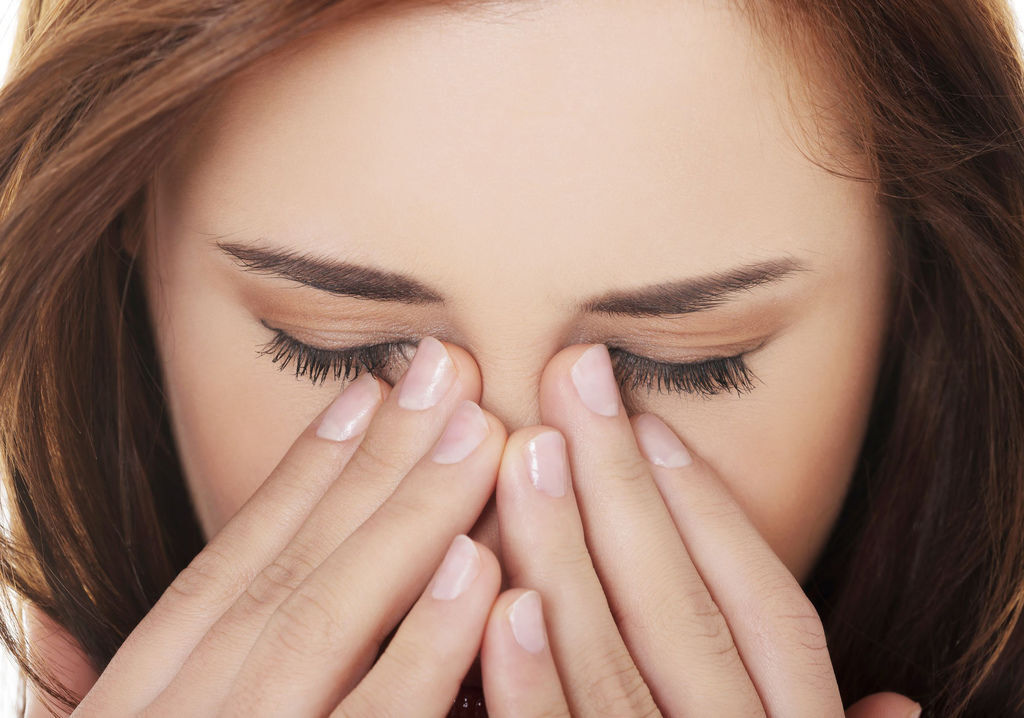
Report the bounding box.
[846,691,923,718]
[22,601,101,717]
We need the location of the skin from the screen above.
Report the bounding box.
[146,0,890,582]
[23,1,922,716]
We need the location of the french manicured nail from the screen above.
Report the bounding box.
[634,414,692,467]
[398,336,456,410]
[570,344,620,417]
[431,534,480,600]
[522,430,568,497]
[508,590,547,653]
[431,400,490,464]
[315,372,382,442]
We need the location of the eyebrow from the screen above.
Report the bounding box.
[216,240,807,316]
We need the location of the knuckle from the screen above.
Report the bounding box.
[679,587,744,668]
[773,595,830,654]
[604,452,652,485]
[757,577,829,653]
[242,552,319,611]
[577,645,658,718]
[546,543,598,580]
[694,495,743,523]
[348,436,410,479]
[267,582,349,661]
[165,545,248,609]
[379,485,434,529]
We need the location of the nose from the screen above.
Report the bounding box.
[458,352,553,589]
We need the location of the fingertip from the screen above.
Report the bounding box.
[480,587,569,717]
[631,413,693,469]
[484,588,548,651]
[470,538,503,596]
[504,589,548,654]
[499,425,562,470]
[844,692,922,718]
[481,408,509,445]
[536,344,594,421]
[436,340,483,403]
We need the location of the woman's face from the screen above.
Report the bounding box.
[142,0,893,584]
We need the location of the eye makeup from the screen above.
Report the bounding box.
[256,322,761,399]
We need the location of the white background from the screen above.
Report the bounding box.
[1,0,1023,715]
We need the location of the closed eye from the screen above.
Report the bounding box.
[256,322,760,399]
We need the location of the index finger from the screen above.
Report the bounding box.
[631,412,844,718]
[73,370,389,715]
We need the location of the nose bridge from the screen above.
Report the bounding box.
[450,290,570,432]
[475,352,546,432]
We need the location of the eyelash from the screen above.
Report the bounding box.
[256,325,759,399]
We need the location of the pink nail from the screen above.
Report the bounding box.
[522,431,568,497]
[570,345,620,417]
[508,590,547,653]
[398,336,456,410]
[315,372,382,442]
[431,400,490,464]
[431,535,480,600]
[634,414,692,468]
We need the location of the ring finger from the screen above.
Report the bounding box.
[149,338,482,713]
[496,426,661,717]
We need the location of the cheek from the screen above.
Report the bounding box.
[650,299,888,583]
[145,252,333,538]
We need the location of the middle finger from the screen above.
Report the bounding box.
[150,337,481,712]
[224,397,508,716]
[534,343,764,716]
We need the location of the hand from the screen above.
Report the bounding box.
[56,337,524,717]
[485,343,921,718]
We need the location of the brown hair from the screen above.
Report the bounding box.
[1,0,1022,715]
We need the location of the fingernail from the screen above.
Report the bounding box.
[522,430,568,497]
[431,400,490,464]
[907,703,922,718]
[315,372,382,442]
[431,534,480,600]
[634,414,692,468]
[398,336,456,410]
[570,345,620,417]
[507,590,547,653]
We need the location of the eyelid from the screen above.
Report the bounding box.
[256,323,414,385]
[602,333,771,364]
[257,318,420,349]
[257,321,763,397]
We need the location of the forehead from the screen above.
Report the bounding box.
[156,0,877,306]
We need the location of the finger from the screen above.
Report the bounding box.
[480,588,570,718]
[332,536,500,718]
[537,344,764,716]
[844,692,922,718]
[631,411,844,717]
[74,369,388,716]
[496,426,660,717]
[148,337,481,714]
[221,399,507,717]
